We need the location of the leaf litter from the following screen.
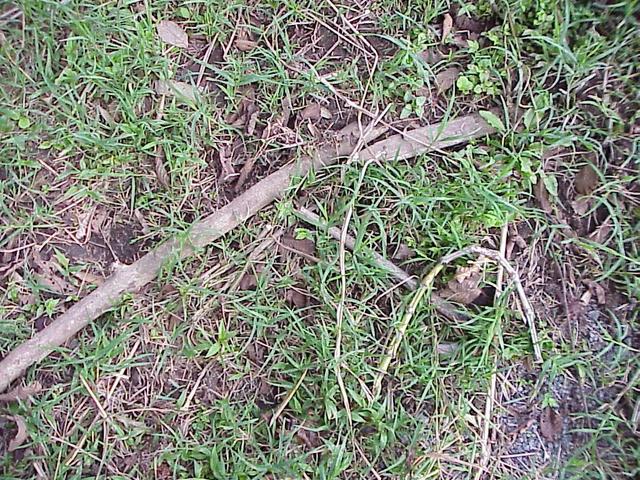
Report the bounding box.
[438,256,489,305]
[157,20,188,49]
[574,163,599,195]
[0,382,42,403]
[154,80,200,103]
[539,407,563,442]
[4,415,29,452]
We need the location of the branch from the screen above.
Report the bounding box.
[0,112,496,392]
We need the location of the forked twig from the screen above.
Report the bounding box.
[373,245,543,397]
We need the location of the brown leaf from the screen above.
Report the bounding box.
[391,243,414,261]
[71,269,105,286]
[319,106,332,119]
[438,258,487,305]
[0,382,42,403]
[454,12,485,33]
[295,428,321,449]
[284,288,308,308]
[589,217,612,244]
[154,80,199,103]
[157,20,188,49]
[247,109,259,136]
[583,280,606,305]
[571,197,591,216]
[575,164,599,195]
[227,86,257,130]
[235,38,258,52]
[435,67,460,95]
[238,272,258,291]
[217,145,236,182]
[8,415,29,452]
[280,236,315,256]
[96,104,115,125]
[300,103,322,121]
[154,152,170,189]
[442,13,453,42]
[436,342,459,355]
[534,179,553,214]
[539,407,563,442]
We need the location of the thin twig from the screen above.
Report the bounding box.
[373,262,444,397]
[334,113,387,425]
[294,207,465,322]
[477,224,509,480]
[443,246,542,363]
[295,206,417,289]
[269,369,308,428]
[374,243,542,397]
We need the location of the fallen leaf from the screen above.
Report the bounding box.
[227,86,257,131]
[442,13,453,42]
[154,150,170,189]
[246,342,266,363]
[238,272,258,291]
[284,288,308,308]
[454,12,485,33]
[320,106,332,119]
[247,109,259,136]
[156,462,172,480]
[534,179,553,214]
[295,427,321,449]
[300,103,322,121]
[571,197,591,216]
[217,144,236,182]
[96,104,115,125]
[539,407,563,442]
[7,415,29,452]
[589,217,612,244]
[235,38,258,52]
[279,235,316,258]
[154,80,199,103]
[391,243,414,261]
[435,67,460,95]
[0,382,42,403]
[438,258,487,305]
[436,342,459,355]
[157,20,188,48]
[575,164,599,195]
[75,207,94,241]
[71,269,105,286]
[583,279,606,305]
[418,47,444,64]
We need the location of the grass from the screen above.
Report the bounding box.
[1,0,639,478]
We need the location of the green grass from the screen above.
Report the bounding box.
[1,0,639,478]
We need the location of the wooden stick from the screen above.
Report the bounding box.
[295,206,418,289]
[295,206,465,322]
[373,244,542,397]
[0,113,496,392]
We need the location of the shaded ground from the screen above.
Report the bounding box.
[1,0,639,479]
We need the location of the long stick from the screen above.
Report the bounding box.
[0,113,496,392]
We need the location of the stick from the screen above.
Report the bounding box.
[295,207,464,322]
[441,246,542,363]
[373,244,542,397]
[476,224,508,480]
[295,206,418,289]
[0,112,496,392]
